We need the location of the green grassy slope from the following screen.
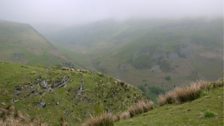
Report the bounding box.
[0,20,69,65]
[115,87,224,126]
[0,62,144,125]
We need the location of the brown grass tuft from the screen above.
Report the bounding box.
[127,100,153,118]
[210,79,224,88]
[118,112,130,120]
[60,116,68,126]
[158,80,210,106]
[82,113,114,126]
[82,100,153,125]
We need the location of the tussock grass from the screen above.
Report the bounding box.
[82,100,153,126]
[158,80,224,106]
[60,116,68,126]
[127,100,153,117]
[82,113,114,126]
[118,112,130,120]
[210,79,224,88]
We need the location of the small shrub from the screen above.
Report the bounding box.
[82,113,114,126]
[165,76,171,81]
[203,111,216,118]
[138,84,165,102]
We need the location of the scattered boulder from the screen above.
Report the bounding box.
[77,69,89,73]
[40,80,48,89]
[15,86,22,91]
[14,86,22,96]
[14,90,21,96]
[62,67,76,72]
[62,67,70,71]
[0,102,6,106]
[70,68,75,72]
[11,98,19,103]
[38,101,46,108]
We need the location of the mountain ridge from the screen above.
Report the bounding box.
[0,20,70,65]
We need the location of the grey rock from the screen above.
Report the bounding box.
[40,80,48,89]
[38,101,46,108]
[14,90,21,96]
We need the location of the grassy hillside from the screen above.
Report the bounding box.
[115,86,224,126]
[43,18,223,99]
[90,19,223,83]
[0,20,70,65]
[0,62,144,125]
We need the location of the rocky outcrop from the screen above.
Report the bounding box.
[52,76,70,88]
[13,76,70,100]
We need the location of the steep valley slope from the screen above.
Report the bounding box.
[0,20,71,66]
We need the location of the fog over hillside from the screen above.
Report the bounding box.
[0,1,223,126]
[0,0,222,26]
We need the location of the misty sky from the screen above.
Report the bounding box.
[0,0,223,25]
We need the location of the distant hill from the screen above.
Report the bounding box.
[0,20,69,65]
[43,18,223,93]
[0,62,144,125]
[91,19,223,87]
